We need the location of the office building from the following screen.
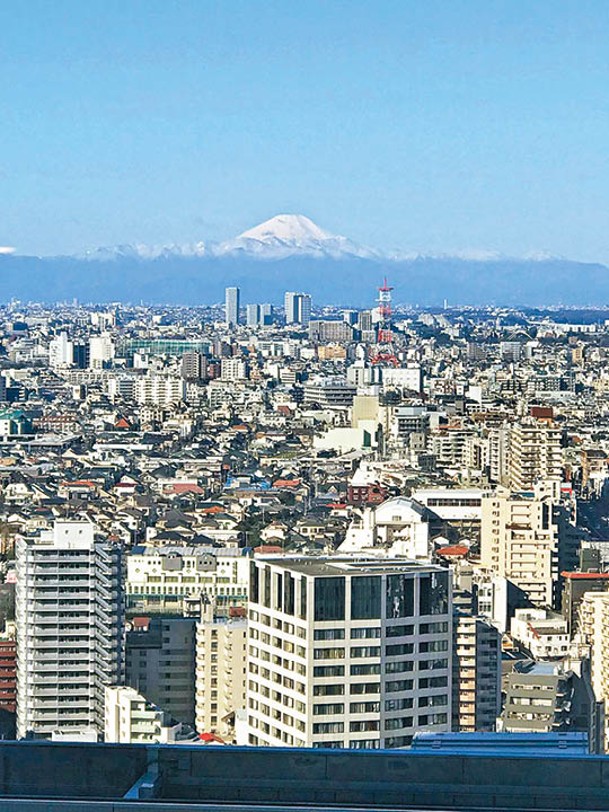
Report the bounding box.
[181,351,207,381]
[500,662,574,734]
[16,520,125,739]
[247,556,452,749]
[221,357,248,381]
[284,292,312,326]
[225,287,240,326]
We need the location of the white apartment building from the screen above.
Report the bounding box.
[135,373,186,406]
[510,609,569,660]
[195,600,247,740]
[247,556,452,750]
[480,484,561,607]
[48,331,74,369]
[579,592,609,750]
[225,287,240,326]
[105,686,199,744]
[126,545,249,613]
[509,419,562,491]
[221,358,248,381]
[16,520,125,740]
[89,334,115,369]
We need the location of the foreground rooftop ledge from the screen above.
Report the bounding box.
[0,742,609,810]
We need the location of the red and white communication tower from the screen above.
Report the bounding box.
[371,277,399,366]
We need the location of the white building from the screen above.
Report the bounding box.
[510,609,569,660]
[285,292,311,326]
[382,365,423,394]
[221,358,248,381]
[16,520,125,740]
[247,556,452,749]
[225,287,240,326]
[89,334,115,369]
[195,600,247,740]
[340,497,431,561]
[105,686,199,744]
[48,332,74,369]
[135,373,186,406]
[126,545,250,613]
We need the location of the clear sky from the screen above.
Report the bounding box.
[3,0,609,260]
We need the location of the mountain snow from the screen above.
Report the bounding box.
[83,214,379,262]
[75,213,558,265]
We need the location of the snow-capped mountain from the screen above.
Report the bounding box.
[80,241,208,261]
[82,214,379,262]
[1,213,604,307]
[216,214,380,259]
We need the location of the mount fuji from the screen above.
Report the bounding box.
[1,214,608,306]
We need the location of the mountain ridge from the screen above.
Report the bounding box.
[2,214,608,306]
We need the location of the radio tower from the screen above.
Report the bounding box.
[371,277,398,366]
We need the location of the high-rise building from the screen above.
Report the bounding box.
[16,520,125,740]
[246,304,261,327]
[220,358,248,381]
[181,351,207,381]
[284,292,311,326]
[225,287,240,326]
[480,483,577,608]
[452,616,501,732]
[88,334,115,369]
[509,419,562,491]
[247,556,452,750]
[195,601,247,740]
[48,332,74,369]
[260,303,274,325]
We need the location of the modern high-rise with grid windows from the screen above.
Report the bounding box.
[247,556,452,750]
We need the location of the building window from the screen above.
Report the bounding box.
[385,643,414,656]
[386,576,414,619]
[349,739,380,749]
[351,627,380,639]
[386,624,414,637]
[314,629,345,641]
[350,663,381,676]
[299,578,307,620]
[313,722,344,735]
[314,647,345,660]
[350,701,380,714]
[314,577,345,622]
[351,576,381,620]
[419,572,449,616]
[313,703,345,715]
[314,684,345,696]
[313,665,345,678]
[284,573,295,616]
[385,698,413,711]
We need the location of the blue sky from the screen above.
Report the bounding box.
[3,0,609,259]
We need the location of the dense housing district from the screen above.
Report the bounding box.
[1,287,609,753]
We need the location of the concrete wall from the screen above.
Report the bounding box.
[2,742,609,810]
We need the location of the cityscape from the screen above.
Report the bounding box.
[6,1,609,809]
[0,286,609,756]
